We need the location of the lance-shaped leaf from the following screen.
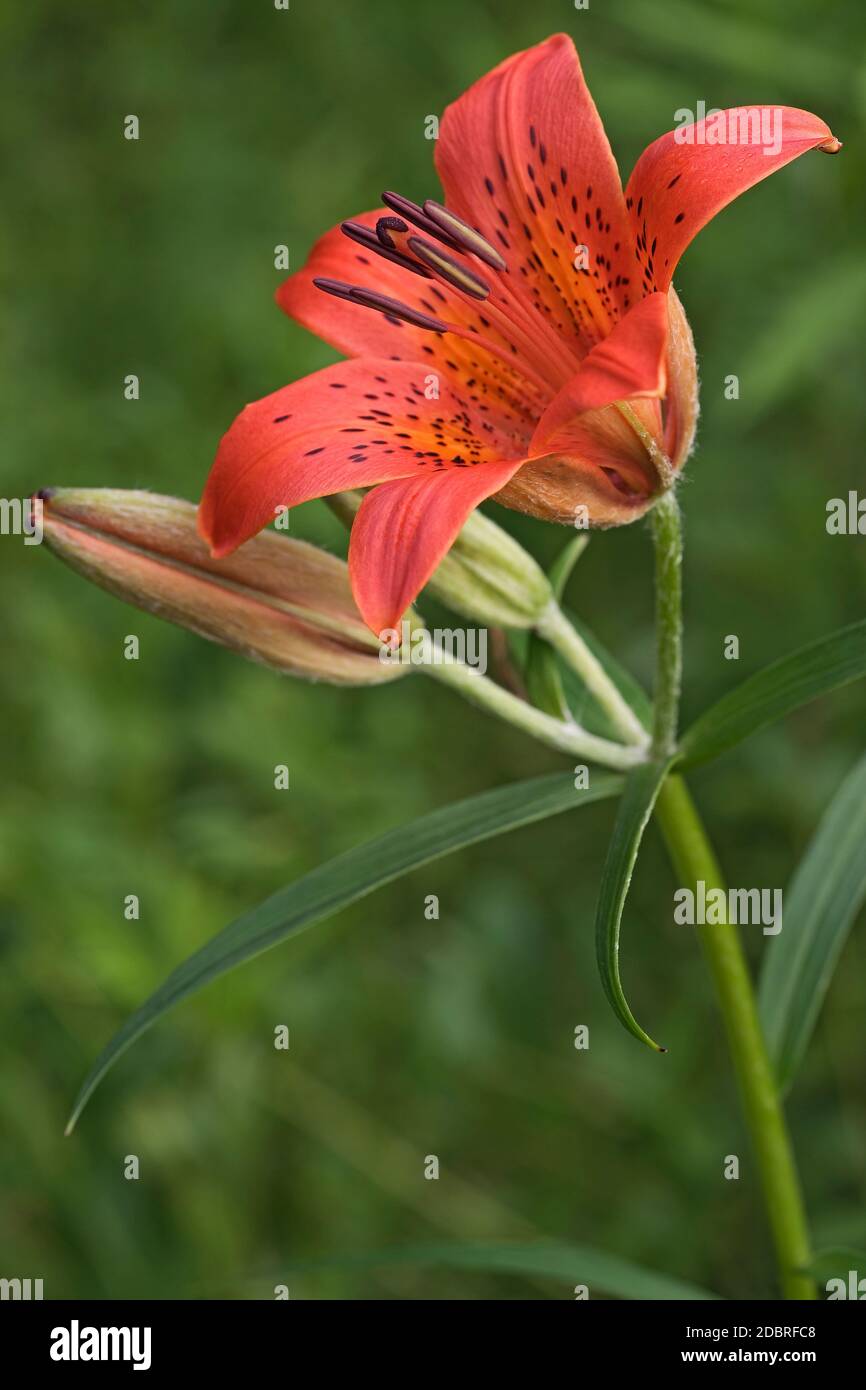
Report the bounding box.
[759,752,866,1090]
[280,1239,720,1300]
[66,771,622,1132]
[525,535,589,719]
[560,610,653,738]
[678,619,866,770]
[526,589,653,738]
[595,757,672,1051]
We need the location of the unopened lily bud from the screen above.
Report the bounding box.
[328,490,553,629]
[38,488,408,686]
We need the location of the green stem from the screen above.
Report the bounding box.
[650,489,683,757]
[654,775,816,1301]
[536,602,649,748]
[421,640,645,771]
[648,489,813,1299]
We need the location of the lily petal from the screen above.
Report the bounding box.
[497,398,664,529]
[198,357,525,558]
[348,460,524,635]
[626,106,841,293]
[663,285,699,468]
[276,212,547,426]
[531,291,669,435]
[435,33,634,355]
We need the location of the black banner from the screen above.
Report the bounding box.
[2,1298,862,1374]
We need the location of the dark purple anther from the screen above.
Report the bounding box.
[313,275,448,332]
[313,277,359,303]
[423,200,508,272]
[381,191,462,249]
[406,236,491,300]
[339,221,431,278]
[348,285,449,332]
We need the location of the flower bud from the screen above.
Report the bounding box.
[328,491,554,629]
[38,488,408,685]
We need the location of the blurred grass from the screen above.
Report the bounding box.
[2,0,865,1299]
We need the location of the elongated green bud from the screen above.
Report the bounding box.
[38,488,408,686]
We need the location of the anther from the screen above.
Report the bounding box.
[340,221,431,278]
[406,236,491,300]
[313,277,357,303]
[313,277,448,332]
[423,200,508,271]
[381,191,462,248]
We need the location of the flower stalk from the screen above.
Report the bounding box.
[650,489,683,757]
[536,601,649,748]
[421,640,646,771]
[648,491,814,1301]
[654,777,816,1301]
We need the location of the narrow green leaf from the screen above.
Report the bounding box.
[548,534,590,600]
[759,753,866,1090]
[679,620,866,770]
[526,597,653,736]
[282,1239,720,1300]
[595,757,672,1051]
[525,536,589,719]
[66,771,622,1132]
[564,610,653,737]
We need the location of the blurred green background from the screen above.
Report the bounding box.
[2,0,865,1300]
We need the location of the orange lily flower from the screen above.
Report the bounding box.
[199,33,839,635]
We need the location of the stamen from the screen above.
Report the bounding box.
[313,277,357,303]
[406,236,491,300]
[381,191,462,248]
[349,286,448,331]
[423,199,508,272]
[340,221,431,278]
[313,276,448,332]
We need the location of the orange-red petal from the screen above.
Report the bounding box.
[348,461,524,634]
[531,292,669,437]
[276,212,547,430]
[435,34,634,356]
[626,106,841,293]
[198,357,525,558]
